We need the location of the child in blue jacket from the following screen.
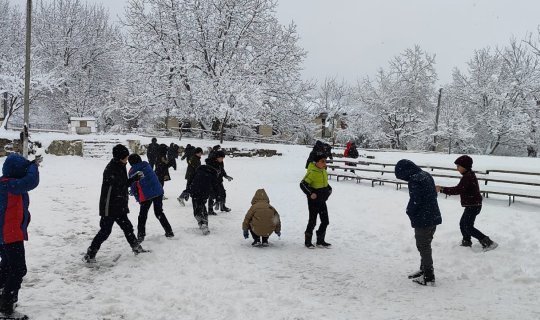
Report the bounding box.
[0,153,40,316]
[128,154,174,243]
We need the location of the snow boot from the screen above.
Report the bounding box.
[480,236,498,251]
[132,244,149,255]
[83,247,97,263]
[0,310,28,320]
[407,269,424,279]
[137,233,145,244]
[177,196,185,207]
[261,237,269,247]
[316,230,332,248]
[208,208,217,216]
[305,232,315,249]
[251,240,261,247]
[201,225,210,236]
[165,231,175,238]
[461,238,472,247]
[220,200,231,212]
[412,266,435,286]
[0,291,21,318]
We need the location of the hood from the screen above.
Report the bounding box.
[2,153,30,179]
[251,189,270,205]
[129,161,150,174]
[394,159,422,181]
[307,162,324,173]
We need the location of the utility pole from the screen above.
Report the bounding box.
[431,88,442,151]
[22,0,32,159]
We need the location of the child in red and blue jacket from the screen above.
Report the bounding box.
[128,154,174,243]
[0,153,40,315]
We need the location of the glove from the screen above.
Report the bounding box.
[225,176,233,182]
[133,171,144,181]
[180,190,190,201]
[31,155,43,166]
[276,231,281,237]
[243,230,249,239]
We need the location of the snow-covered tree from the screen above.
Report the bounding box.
[358,46,438,149]
[0,0,58,130]
[33,0,122,120]
[123,0,307,137]
[451,42,540,155]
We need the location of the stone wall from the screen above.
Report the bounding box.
[46,140,83,156]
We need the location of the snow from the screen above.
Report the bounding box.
[2,134,540,320]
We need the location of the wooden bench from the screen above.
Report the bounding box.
[327,159,540,206]
[480,185,540,206]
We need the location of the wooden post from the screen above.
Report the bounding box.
[431,88,442,151]
[22,0,32,159]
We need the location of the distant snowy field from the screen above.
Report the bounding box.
[1,132,540,320]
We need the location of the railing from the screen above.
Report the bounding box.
[327,159,540,205]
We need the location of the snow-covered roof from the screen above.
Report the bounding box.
[69,117,96,121]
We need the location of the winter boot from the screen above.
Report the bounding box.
[0,291,15,315]
[177,196,185,207]
[412,266,435,286]
[480,236,498,251]
[261,237,269,247]
[137,233,145,244]
[220,200,231,212]
[83,247,97,263]
[407,265,424,279]
[201,224,210,236]
[251,238,261,247]
[316,230,332,248]
[208,199,217,215]
[132,244,148,255]
[165,231,175,238]
[461,238,472,247]
[304,232,315,249]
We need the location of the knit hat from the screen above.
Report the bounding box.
[214,150,226,158]
[312,152,327,163]
[112,144,130,160]
[454,155,473,170]
[194,147,203,154]
[151,137,157,143]
[2,153,30,179]
[128,154,142,166]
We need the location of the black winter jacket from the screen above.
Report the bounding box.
[395,159,442,228]
[185,154,201,183]
[188,165,220,200]
[147,142,159,164]
[99,159,136,217]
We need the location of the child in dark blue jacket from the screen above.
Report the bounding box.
[128,154,174,243]
[395,159,442,286]
[0,153,40,317]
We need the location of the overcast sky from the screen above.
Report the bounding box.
[91,0,540,84]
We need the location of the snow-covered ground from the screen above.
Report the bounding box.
[2,133,540,320]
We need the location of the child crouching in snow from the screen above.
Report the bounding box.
[436,155,497,251]
[242,189,281,247]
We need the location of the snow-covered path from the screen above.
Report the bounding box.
[2,137,539,319]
